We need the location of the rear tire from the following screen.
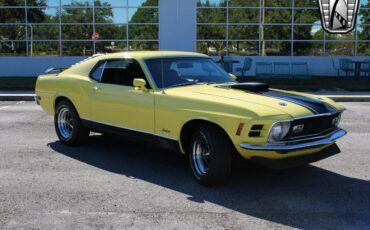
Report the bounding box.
[188,124,233,186]
[54,100,89,146]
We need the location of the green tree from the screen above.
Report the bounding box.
[128,0,159,50]
[358,1,370,55]
[0,0,47,55]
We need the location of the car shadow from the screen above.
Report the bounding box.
[48,135,370,229]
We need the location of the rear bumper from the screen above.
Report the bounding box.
[250,143,341,169]
[240,129,346,152]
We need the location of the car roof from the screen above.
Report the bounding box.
[60,51,210,78]
[93,51,209,60]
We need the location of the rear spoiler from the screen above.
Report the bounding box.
[44,67,68,74]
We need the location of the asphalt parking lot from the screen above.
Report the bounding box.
[0,101,369,229]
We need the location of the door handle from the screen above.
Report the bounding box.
[92,86,102,92]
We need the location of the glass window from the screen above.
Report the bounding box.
[95,8,127,24]
[93,59,148,87]
[129,41,158,51]
[27,7,59,23]
[263,41,291,56]
[197,0,227,7]
[96,41,127,53]
[0,9,25,23]
[294,0,317,7]
[294,9,320,24]
[228,41,259,56]
[360,0,370,7]
[197,41,227,56]
[358,8,370,27]
[229,25,259,40]
[229,0,258,7]
[0,41,27,56]
[95,24,126,40]
[294,24,323,40]
[265,0,291,7]
[263,8,291,23]
[62,41,94,56]
[61,8,93,23]
[27,0,58,7]
[358,25,370,40]
[145,57,234,89]
[263,25,291,40]
[61,0,93,7]
[357,42,370,56]
[94,0,126,7]
[325,42,355,56]
[128,0,158,7]
[128,24,158,39]
[197,25,226,40]
[0,25,26,40]
[325,31,355,40]
[29,41,59,56]
[228,8,259,23]
[293,42,324,56]
[197,8,227,23]
[2,0,25,6]
[128,8,158,23]
[28,24,59,40]
[61,25,93,40]
[91,61,106,81]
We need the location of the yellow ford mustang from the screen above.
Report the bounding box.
[36,51,346,185]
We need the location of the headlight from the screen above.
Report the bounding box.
[268,121,290,142]
[332,114,341,127]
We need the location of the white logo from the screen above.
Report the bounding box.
[292,124,305,134]
[318,0,360,34]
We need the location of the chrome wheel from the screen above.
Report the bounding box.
[57,107,74,139]
[192,132,211,176]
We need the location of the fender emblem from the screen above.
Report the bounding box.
[161,128,171,133]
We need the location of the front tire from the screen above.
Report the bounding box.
[54,100,89,146]
[189,124,233,186]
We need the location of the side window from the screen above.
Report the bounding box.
[91,61,106,82]
[90,59,150,88]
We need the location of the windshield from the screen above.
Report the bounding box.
[145,57,235,89]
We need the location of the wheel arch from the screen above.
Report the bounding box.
[179,119,234,154]
[54,95,79,116]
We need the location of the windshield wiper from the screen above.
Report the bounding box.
[207,81,230,85]
[170,82,206,88]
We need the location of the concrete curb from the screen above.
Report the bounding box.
[1,94,370,102]
[0,94,35,101]
[326,96,370,102]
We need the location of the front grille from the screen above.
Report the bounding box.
[284,112,341,140]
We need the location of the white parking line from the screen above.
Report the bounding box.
[0,101,24,110]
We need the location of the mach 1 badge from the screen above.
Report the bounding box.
[318,0,360,33]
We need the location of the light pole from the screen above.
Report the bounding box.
[29,24,33,56]
[261,0,266,56]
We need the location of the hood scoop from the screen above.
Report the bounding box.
[229,82,269,92]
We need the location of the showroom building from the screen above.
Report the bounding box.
[0,0,369,77]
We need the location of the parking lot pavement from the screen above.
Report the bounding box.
[0,101,369,229]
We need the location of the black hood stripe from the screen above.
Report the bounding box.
[262,91,336,114]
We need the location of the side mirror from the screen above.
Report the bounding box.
[229,73,237,80]
[133,78,147,90]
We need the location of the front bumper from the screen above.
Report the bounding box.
[250,143,341,169]
[240,129,346,152]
